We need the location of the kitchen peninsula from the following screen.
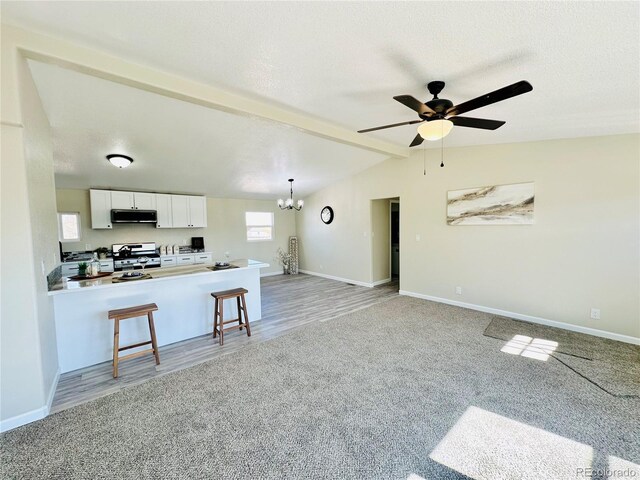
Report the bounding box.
[49,259,268,373]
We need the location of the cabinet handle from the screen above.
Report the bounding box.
[108,225,111,228]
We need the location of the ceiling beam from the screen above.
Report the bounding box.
[4,24,408,159]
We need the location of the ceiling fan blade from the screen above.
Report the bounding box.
[358,119,423,133]
[409,134,424,147]
[393,95,436,116]
[450,116,506,130]
[446,80,533,117]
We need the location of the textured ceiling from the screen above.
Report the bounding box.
[27,61,388,198]
[3,1,639,196]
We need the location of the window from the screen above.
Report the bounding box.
[245,212,274,241]
[58,212,81,242]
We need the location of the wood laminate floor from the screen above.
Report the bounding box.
[51,273,399,413]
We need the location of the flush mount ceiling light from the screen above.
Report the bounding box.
[417,118,454,141]
[277,178,303,211]
[106,154,133,168]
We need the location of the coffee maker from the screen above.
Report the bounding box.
[191,237,205,252]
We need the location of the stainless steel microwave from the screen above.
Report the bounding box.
[110,209,157,223]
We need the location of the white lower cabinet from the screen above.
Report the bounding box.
[61,258,113,276]
[194,253,213,264]
[160,256,177,267]
[99,259,114,272]
[161,252,212,268]
[177,255,195,265]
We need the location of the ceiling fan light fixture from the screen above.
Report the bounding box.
[106,154,133,168]
[417,119,453,141]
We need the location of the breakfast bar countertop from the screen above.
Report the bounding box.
[48,259,269,295]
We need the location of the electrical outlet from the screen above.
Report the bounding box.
[590,308,601,320]
[182,238,187,245]
[455,286,462,295]
[416,234,421,241]
[85,243,91,251]
[41,259,46,276]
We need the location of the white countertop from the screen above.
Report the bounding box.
[48,259,269,296]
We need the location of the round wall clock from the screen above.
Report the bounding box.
[321,206,334,224]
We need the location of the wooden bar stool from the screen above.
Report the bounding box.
[211,288,250,346]
[108,303,160,378]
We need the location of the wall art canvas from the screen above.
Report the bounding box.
[447,182,534,225]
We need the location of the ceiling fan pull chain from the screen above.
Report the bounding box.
[440,124,445,168]
[423,146,426,176]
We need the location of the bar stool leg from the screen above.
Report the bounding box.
[213,297,219,339]
[219,299,224,346]
[240,293,251,337]
[237,296,243,330]
[113,318,120,378]
[148,311,160,365]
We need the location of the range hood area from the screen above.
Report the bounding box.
[110,209,157,223]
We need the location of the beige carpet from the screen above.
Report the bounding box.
[2,296,639,479]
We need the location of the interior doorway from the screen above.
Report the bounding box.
[370,197,399,289]
[390,200,399,280]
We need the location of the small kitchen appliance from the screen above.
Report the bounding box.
[191,237,205,252]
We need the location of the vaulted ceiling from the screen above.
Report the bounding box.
[2,1,639,197]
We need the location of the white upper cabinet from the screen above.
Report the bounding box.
[155,194,173,228]
[171,195,207,228]
[89,189,113,229]
[89,189,205,229]
[188,196,207,228]
[111,191,156,210]
[110,191,135,209]
[171,195,190,228]
[134,192,156,210]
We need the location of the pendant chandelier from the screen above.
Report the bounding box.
[277,178,304,211]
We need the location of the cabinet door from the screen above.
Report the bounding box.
[134,192,156,210]
[61,263,80,276]
[177,255,195,265]
[171,195,190,228]
[188,196,207,228]
[194,253,212,264]
[110,191,135,210]
[155,194,173,228]
[89,189,113,229]
[99,260,114,273]
[160,256,177,267]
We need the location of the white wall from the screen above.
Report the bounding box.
[298,134,640,340]
[1,34,59,429]
[56,189,297,275]
[18,49,60,403]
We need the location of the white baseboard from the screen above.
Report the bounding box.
[299,270,373,288]
[260,271,285,278]
[399,290,640,345]
[46,367,61,412]
[372,278,391,286]
[0,405,48,433]
[0,367,60,433]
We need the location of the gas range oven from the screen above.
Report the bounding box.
[112,242,161,271]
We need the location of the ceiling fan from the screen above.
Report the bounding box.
[358,80,533,147]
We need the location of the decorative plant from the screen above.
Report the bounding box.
[78,262,88,276]
[94,247,109,259]
[275,247,291,274]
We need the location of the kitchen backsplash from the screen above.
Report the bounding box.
[47,265,62,290]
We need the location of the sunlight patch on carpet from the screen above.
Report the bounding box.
[429,406,592,479]
[500,334,558,361]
